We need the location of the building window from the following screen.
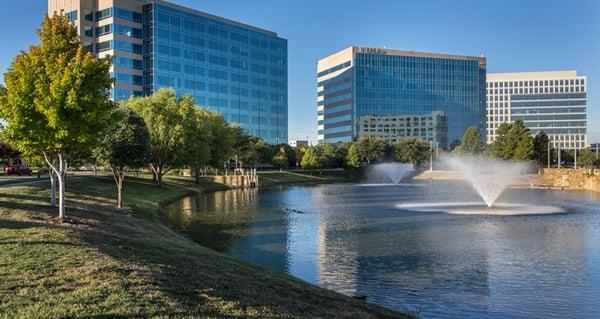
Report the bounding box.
[66,10,78,21]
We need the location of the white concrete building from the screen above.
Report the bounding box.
[487,71,587,149]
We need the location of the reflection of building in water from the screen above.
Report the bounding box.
[479,217,588,316]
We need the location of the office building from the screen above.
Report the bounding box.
[357,112,446,144]
[487,71,587,149]
[289,140,308,148]
[317,46,486,148]
[49,0,288,144]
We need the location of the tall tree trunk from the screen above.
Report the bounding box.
[49,170,56,207]
[57,153,66,222]
[112,167,125,208]
[44,152,67,222]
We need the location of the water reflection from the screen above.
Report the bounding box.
[163,182,600,318]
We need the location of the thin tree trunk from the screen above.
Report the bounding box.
[112,167,125,208]
[57,153,66,222]
[49,170,56,207]
[117,178,123,208]
[43,152,67,221]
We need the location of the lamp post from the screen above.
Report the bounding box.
[429,141,433,172]
[558,144,561,169]
[547,141,551,168]
[574,146,578,169]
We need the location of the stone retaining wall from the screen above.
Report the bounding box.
[534,168,600,191]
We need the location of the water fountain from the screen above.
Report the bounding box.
[368,163,415,185]
[443,155,526,207]
[396,154,565,215]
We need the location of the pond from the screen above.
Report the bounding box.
[163,181,600,318]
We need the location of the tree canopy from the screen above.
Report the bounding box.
[0,14,115,220]
[456,127,485,154]
[393,138,431,166]
[125,88,194,186]
[356,137,386,164]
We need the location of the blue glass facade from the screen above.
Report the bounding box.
[64,0,287,145]
[144,3,288,144]
[317,47,486,148]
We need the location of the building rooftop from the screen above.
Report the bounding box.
[487,70,583,80]
[154,0,280,37]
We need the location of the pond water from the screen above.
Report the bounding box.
[163,182,600,318]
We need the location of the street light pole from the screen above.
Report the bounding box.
[547,141,551,168]
[558,144,561,169]
[429,141,433,172]
[574,147,578,169]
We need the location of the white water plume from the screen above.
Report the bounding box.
[443,155,528,207]
[370,163,414,184]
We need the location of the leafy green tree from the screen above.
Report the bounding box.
[272,147,289,171]
[301,146,321,170]
[316,143,337,168]
[394,138,431,166]
[0,14,114,220]
[184,109,212,183]
[578,149,597,168]
[255,139,273,167]
[490,122,514,159]
[335,142,352,168]
[456,127,485,154]
[491,121,532,160]
[513,134,534,160]
[533,132,550,166]
[96,109,151,208]
[356,136,386,164]
[276,144,297,168]
[126,88,193,186]
[206,113,235,169]
[346,143,361,168]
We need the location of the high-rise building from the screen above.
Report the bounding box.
[48,0,288,144]
[487,71,587,149]
[316,46,487,148]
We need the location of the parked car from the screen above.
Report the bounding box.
[4,164,32,176]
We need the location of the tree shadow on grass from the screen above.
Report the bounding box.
[0,218,44,230]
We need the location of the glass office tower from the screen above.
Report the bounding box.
[317,47,486,148]
[49,0,288,144]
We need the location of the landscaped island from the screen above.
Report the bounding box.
[0,172,413,319]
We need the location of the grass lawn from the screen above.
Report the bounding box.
[0,173,413,319]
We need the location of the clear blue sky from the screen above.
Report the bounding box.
[1,0,598,144]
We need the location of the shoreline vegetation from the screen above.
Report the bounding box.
[0,171,414,319]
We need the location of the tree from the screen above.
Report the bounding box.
[533,132,550,166]
[513,134,534,160]
[490,121,532,160]
[206,113,235,169]
[346,143,361,168]
[125,89,193,186]
[96,109,150,208]
[0,14,114,221]
[578,149,597,168]
[335,142,353,168]
[393,138,431,166]
[272,147,289,171]
[255,139,273,167]
[316,143,337,168]
[456,127,485,154]
[301,146,321,170]
[356,137,386,164]
[184,108,212,183]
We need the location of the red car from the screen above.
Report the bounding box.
[4,164,32,176]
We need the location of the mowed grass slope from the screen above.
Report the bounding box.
[0,174,412,319]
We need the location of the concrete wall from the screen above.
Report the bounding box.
[535,168,600,191]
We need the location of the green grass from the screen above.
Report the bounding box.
[0,173,413,319]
